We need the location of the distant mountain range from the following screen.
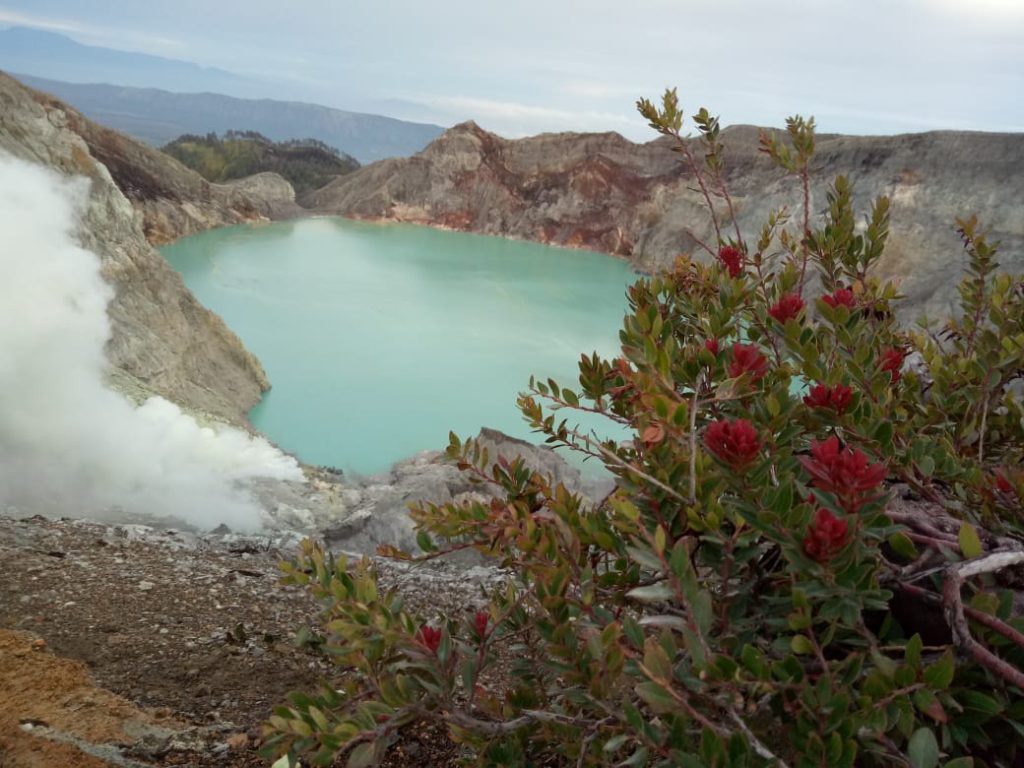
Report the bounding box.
[0,28,446,163]
[0,26,260,96]
[14,74,445,164]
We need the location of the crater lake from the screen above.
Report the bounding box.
[162,218,636,477]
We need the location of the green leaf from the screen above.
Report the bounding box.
[770,481,794,516]
[887,532,919,562]
[603,734,630,753]
[918,455,936,477]
[623,617,645,650]
[415,530,436,553]
[636,681,677,713]
[643,639,673,680]
[923,651,955,690]
[913,689,947,723]
[790,635,814,655]
[346,742,375,768]
[959,690,1003,717]
[874,420,894,448]
[625,545,663,572]
[626,583,674,603]
[958,523,983,559]
[905,634,923,669]
[617,746,649,767]
[693,590,713,636]
[907,727,939,768]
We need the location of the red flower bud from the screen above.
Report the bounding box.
[718,246,743,278]
[704,338,720,356]
[768,293,805,324]
[803,508,849,563]
[799,436,887,512]
[822,288,856,309]
[880,347,905,383]
[729,343,769,381]
[474,611,490,640]
[704,419,761,470]
[803,383,853,414]
[415,625,442,654]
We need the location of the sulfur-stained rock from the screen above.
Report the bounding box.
[307,120,1024,323]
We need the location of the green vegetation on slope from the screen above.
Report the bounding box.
[161,131,360,195]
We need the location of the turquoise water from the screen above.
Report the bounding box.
[162,218,636,477]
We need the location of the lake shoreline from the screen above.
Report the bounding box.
[161,216,634,478]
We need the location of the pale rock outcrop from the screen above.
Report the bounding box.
[319,428,601,555]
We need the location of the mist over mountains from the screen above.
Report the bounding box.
[0,28,446,163]
[0,26,259,95]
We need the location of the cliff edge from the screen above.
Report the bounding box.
[0,72,285,424]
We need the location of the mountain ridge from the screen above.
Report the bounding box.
[306,120,1024,321]
[0,26,257,96]
[13,73,446,163]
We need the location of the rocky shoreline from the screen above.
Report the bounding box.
[306,120,1024,323]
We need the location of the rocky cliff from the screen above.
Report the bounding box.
[0,72,288,424]
[307,121,1024,321]
[25,79,303,244]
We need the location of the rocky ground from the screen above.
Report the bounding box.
[0,430,597,768]
[0,513,502,767]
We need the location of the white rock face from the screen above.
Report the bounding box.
[0,152,305,531]
[0,72,276,425]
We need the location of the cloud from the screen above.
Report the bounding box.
[0,153,302,531]
[409,94,644,138]
[0,7,187,54]
[918,0,1024,16]
[559,81,650,100]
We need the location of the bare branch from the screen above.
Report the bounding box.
[941,550,1024,688]
[729,709,792,768]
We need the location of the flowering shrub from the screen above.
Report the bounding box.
[265,90,1024,767]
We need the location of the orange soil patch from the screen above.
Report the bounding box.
[0,629,171,767]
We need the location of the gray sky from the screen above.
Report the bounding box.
[1,0,1022,139]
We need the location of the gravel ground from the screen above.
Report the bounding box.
[0,514,503,767]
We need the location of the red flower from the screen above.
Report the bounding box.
[704,419,760,469]
[822,288,856,309]
[416,625,442,654]
[880,347,905,383]
[718,246,743,278]
[994,469,1015,494]
[803,508,850,563]
[803,383,853,414]
[799,436,887,512]
[473,611,490,640]
[768,293,805,324]
[704,338,720,356]
[729,343,769,381]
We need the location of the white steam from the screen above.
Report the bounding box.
[0,153,302,531]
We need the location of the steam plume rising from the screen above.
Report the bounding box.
[0,153,302,531]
